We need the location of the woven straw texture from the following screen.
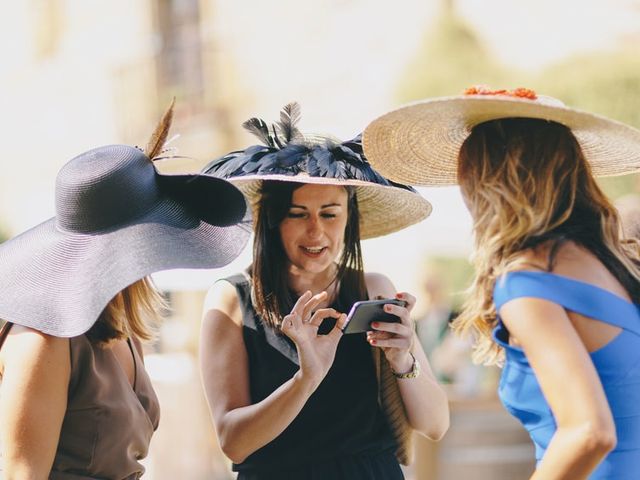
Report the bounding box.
[229,174,432,240]
[363,95,640,186]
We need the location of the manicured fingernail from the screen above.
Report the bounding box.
[371,322,379,328]
[370,339,377,345]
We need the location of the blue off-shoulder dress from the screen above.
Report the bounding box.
[492,271,640,479]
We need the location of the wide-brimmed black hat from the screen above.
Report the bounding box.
[0,107,251,337]
[202,103,432,239]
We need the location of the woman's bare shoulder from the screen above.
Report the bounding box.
[514,241,630,299]
[364,271,395,298]
[512,240,592,272]
[203,279,243,327]
[0,325,69,377]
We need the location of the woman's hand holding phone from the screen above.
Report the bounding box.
[342,298,407,334]
[366,292,416,374]
[280,291,346,390]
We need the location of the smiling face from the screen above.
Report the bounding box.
[251,180,365,326]
[278,184,349,275]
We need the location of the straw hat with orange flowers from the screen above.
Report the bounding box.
[363,86,640,186]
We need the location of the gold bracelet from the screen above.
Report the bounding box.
[391,352,420,379]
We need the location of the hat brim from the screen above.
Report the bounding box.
[226,174,432,239]
[0,191,252,337]
[363,95,640,186]
[157,172,250,226]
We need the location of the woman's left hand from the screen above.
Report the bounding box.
[364,281,450,441]
[366,292,416,373]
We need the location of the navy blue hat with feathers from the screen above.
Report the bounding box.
[202,102,432,239]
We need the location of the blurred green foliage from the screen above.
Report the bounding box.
[399,7,508,101]
[423,255,474,310]
[535,52,640,198]
[398,4,640,199]
[535,52,640,130]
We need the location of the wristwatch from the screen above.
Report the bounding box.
[391,352,421,379]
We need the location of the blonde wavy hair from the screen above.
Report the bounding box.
[86,276,167,346]
[454,118,640,365]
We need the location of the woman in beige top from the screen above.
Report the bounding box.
[0,282,163,480]
[0,107,251,479]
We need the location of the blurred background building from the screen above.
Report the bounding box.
[1,0,640,478]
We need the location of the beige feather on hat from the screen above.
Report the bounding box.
[0,102,251,337]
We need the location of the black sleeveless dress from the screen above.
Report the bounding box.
[224,274,403,480]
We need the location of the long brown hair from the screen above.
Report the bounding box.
[252,181,367,328]
[86,276,166,346]
[454,118,640,364]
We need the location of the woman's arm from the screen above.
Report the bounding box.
[500,298,616,480]
[199,281,345,464]
[0,325,70,479]
[365,273,450,441]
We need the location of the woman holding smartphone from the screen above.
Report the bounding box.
[363,87,640,479]
[200,104,449,479]
[0,107,251,479]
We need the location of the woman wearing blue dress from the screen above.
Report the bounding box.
[363,87,640,479]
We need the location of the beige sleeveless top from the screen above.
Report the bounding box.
[0,323,160,479]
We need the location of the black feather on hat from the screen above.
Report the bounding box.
[202,103,433,240]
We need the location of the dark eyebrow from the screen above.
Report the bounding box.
[290,203,343,210]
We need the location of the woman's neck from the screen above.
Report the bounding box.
[287,264,339,304]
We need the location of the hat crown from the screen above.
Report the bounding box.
[55,145,160,233]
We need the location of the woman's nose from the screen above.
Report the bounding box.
[306,216,322,238]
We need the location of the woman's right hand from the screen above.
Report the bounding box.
[201,285,347,463]
[280,290,346,389]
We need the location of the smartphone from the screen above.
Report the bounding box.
[341,298,407,335]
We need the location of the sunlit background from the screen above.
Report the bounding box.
[1,1,640,478]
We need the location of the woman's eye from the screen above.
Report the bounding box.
[287,212,305,218]
[321,213,337,219]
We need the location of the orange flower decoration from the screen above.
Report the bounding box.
[463,86,537,100]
